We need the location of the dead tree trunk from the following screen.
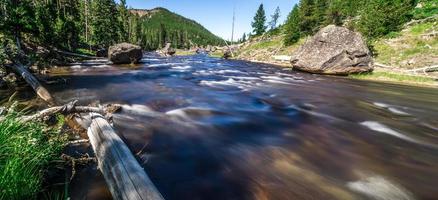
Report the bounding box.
[87,113,164,200]
[10,63,56,106]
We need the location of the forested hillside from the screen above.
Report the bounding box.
[132,8,224,50]
[0,0,223,67]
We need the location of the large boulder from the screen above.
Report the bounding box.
[108,43,143,64]
[290,25,373,75]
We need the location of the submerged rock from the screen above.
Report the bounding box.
[108,43,143,64]
[222,50,232,59]
[96,48,108,57]
[290,25,373,75]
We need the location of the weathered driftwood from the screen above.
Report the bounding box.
[10,63,56,105]
[20,101,110,123]
[406,65,438,73]
[87,113,164,200]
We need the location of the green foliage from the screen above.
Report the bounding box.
[283,0,419,45]
[350,71,436,85]
[284,5,301,45]
[252,4,267,36]
[298,0,317,35]
[356,0,417,39]
[91,0,120,47]
[0,113,65,199]
[412,0,438,19]
[136,8,224,50]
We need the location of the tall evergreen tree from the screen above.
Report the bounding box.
[284,5,301,45]
[357,0,417,39]
[314,0,329,30]
[118,0,129,42]
[1,0,37,49]
[252,4,267,36]
[269,6,281,30]
[298,0,317,35]
[91,0,120,47]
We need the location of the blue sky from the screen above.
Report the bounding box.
[121,0,299,41]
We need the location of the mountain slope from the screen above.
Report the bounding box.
[130,8,224,50]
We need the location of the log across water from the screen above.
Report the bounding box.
[87,113,164,200]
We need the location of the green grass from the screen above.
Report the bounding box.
[209,51,224,58]
[75,48,95,56]
[250,39,282,50]
[410,22,434,35]
[373,19,438,67]
[0,113,65,200]
[175,50,196,56]
[350,71,437,85]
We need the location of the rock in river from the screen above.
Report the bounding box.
[108,43,143,64]
[290,25,373,75]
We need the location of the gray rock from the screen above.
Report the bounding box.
[96,48,108,57]
[222,50,232,59]
[3,73,17,84]
[291,25,373,75]
[108,43,143,64]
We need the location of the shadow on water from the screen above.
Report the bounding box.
[6,54,438,199]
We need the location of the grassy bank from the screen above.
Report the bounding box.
[350,70,437,86]
[0,113,65,199]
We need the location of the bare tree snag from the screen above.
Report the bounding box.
[10,63,56,106]
[87,113,164,200]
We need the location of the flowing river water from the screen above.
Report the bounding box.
[13,54,438,199]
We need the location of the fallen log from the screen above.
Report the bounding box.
[10,63,56,106]
[20,101,164,199]
[406,65,438,73]
[20,100,115,123]
[87,113,164,200]
[54,49,100,59]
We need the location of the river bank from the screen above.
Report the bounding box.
[231,15,438,87]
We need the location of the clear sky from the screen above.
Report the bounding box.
[121,0,299,41]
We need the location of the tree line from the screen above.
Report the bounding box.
[0,0,224,57]
[248,0,435,46]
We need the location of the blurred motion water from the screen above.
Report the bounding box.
[46,54,438,200]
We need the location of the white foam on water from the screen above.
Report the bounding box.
[216,69,246,74]
[148,63,185,68]
[373,102,411,116]
[347,176,415,200]
[261,76,302,85]
[171,65,192,71]
[71,65,82,69]
[166,107,190,119]
[200,78,254,90]
[360,121,432,147]
[120,104,161,117]
[224,76,260,80]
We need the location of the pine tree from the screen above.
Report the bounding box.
[252,4,267,36]
[357,0,417,39]
[284,5,301,45]
[241,33,247,43]
[314,0,329,30]
[269,6,281,30]
[91,0,120,47]
[298,0,317,35]
[118,0,129,42]
[2,0,37,49]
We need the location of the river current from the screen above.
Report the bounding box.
[28,54,438,199]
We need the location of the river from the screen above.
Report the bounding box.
[36,54,438,199]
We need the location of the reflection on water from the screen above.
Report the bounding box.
[42,54,438,199]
